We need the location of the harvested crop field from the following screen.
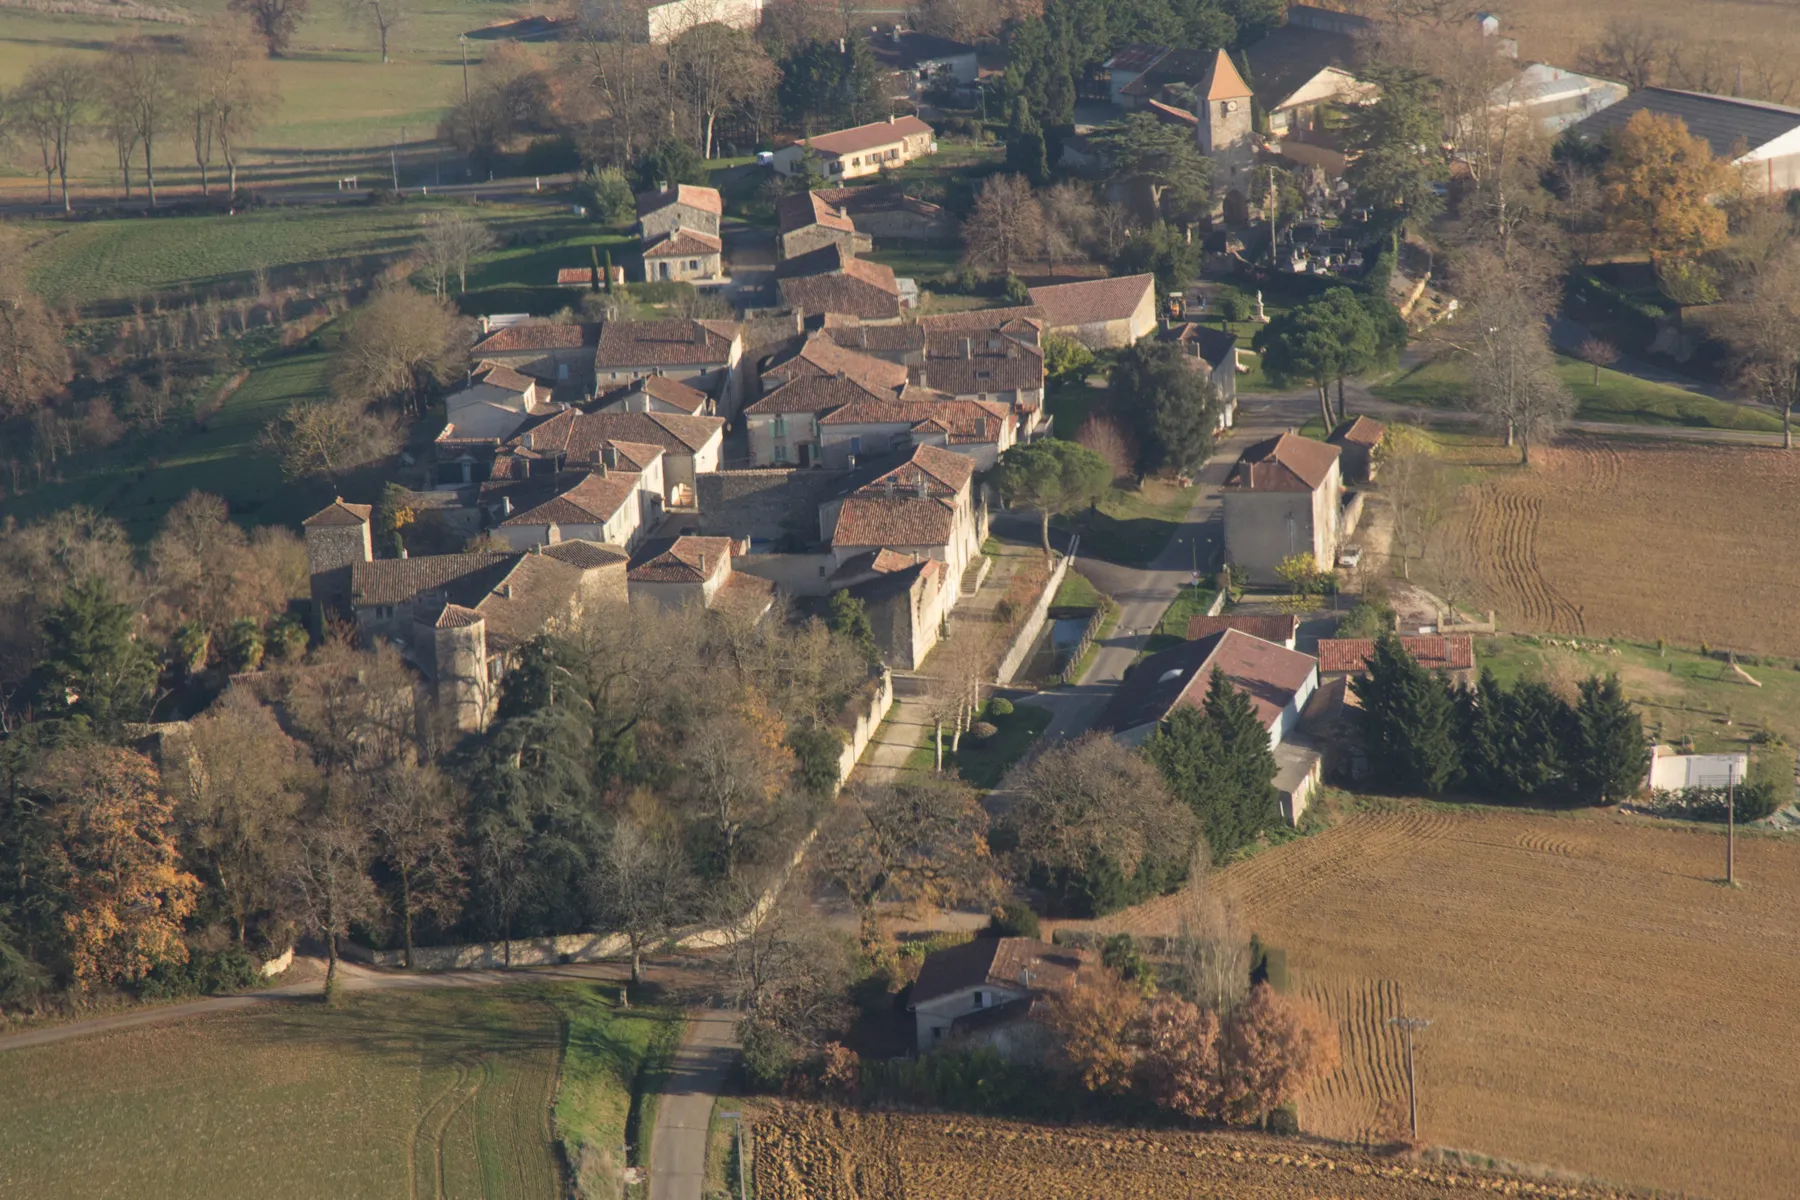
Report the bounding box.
[751,1101,1652,1198]
[1435,438,1800,658]
[0,987,563,1200]
[1071,806,1800,1200]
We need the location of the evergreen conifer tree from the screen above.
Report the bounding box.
[1145,668,1279,860]
[1572,674,1648,805]
[1351,633,1459,794]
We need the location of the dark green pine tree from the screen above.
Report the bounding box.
[1005,99,1049,185]
[1204,667,1281,849]
[1455,669,1507,794]
[1351,633,1459,794]
[1572,674,1649,806]
[1496,678,1576,800]
[1145,705,1226,855]
[35,578,159,731]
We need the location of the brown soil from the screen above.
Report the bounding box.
[1434,439,1800,657]
[1065,806,1800,1200]
[751,1100,1653,1198]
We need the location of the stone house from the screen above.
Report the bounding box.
[468,321,603,390]
[1221,432,1344,585]
[748,333,909,466]
[776,191,872,261]
[777,244,905,321]
[627,535,775,619]
[486,466,657,552]
[592,319,746,417]
[302,498,628,730]
[1328,415,1385,484]
[818,394,1014,470]
[814,186,953,241]
[1161,322,1239,428]
[830,548,952,669]
[642,228,724,283]
[498,407,724,508]
[771,114,936,180]
[594,374,716,417]
[1027,274,1158,349]
[636,183,724,241]
[1095,627,1320,752]
[908,937,1090,1056]
[821,443,986,591]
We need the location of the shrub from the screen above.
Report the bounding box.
[984,902,1040,940]
[740,1018,798,1091]
[987,697,1015,719]
[1335,600,1393,639]
[1213,286,1252,323]
[224,618,265,673]
[1003,274,1031,305]
[137,944,261,1000]
[786,724,847,797]
[1267,1103,1302,1135]
[970,721,998,741]
[267,617,308,662]
[816,1042,861,1099]
[1101,933,1155,988]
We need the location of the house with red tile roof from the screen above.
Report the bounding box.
[776,190,872,261]
[771,114,936,180]
[487,468,653,552]
[830,547,952,669]
[1185,613,1299,649]
[777,243,905,321]
[821,443,985,593]
[498,407,723,509]
[1316,634,1476,686]
[593,319,747,416]
[1328,415,1386,483]
[1096,627,1320,750]
[1027,273,1158,348]
[595,374,715,417]
[641,227,724,283]
[909,937,1090,1055]
[627,534,775,620]
[438,362,562,444]
[1221,432,1345,585]
[469,321,603,388]
[636,183,723,239]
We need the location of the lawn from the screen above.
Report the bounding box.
[864,239,963,283]
[0,985,570,1199]
[1140,583,1218,656]
[546,983,685,1189]
[1055,477,1196,568]
[1051,569,1107,610]
[1372,355,1783,433]
[1044,375,1109,439]
[1472,633,1800,758]
[901,701,1052,788]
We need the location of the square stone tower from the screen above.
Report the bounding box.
[302,498,373,623]
[1197,49,1256,202]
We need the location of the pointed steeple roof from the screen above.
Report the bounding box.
[1201,48,1253,101]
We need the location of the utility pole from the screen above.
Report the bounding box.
[1389,1015,1432,1142]
[460,34,470,103]
[1727,761,1737,886]
[391,145,399,193]
[1269,165,1279,268]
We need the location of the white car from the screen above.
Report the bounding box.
[1337,545,1364,569]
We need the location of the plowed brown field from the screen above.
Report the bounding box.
[1067,806,1800,1200]
[1435,439,1800,657]
[752,1102,1652,1199]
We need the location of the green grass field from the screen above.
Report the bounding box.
[902,701,1052,786]
[1474,634,1800,755]
[1055,477,1196,568]
[1372,355,1783,433]
[545,984,684,1185]
[1141,582,1218,657]
[0,986,570,1199]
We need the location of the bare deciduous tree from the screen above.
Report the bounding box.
[332,287,468,413]
[962,173,1044,277]
[364,761,465,968]
[1729,242,1800,449]
[15,58,89,211]
[229,0,310,56]
[1441,248,1573,464]
[259,395,401,482]
[671,22,777,160]
[101,36,180,207]
[1378,426,1453,579]
[288,796,380,1001]
[187,22,277,196]
[342,0,405,63]
[1040,181,1096,278]
[587,819,699,984]
[418,210,494,297]
[1578,18,1668,90]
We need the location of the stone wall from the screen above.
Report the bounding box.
[835,668,894,784]
[995,551,1070,685]
[697,468,850,543]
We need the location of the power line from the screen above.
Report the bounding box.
[1389,1015,1433,1142]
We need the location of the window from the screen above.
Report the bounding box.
[849,435,862,455]
[557,362,570,381]
[688,260,699,270]
[973,990,987,1009]
[976,369,992,380]
[773,443,789,463]
[773,415,787,437]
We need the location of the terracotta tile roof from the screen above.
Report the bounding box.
[433,603,483,629]
[777,190,857,235]
[557,267,595,285]
[914,335,1045,397]
[600,438,667,472]
[805,115,934,157]
[304,497,373,527]
[1097,628,1317,735]
[1201,47,1253,100]
[642,228,724,258]
[474,553,588,650]
[1223,432,1342,493]
[509,408,723,457]
[628,535,733,583]
[472,363,539,393]
[635,183,723,217]
[472,322,601,354]
[745,372,886,416]
[822,396,1008,444]
[594,319,739,369]
[351,552,515,607]
[910,938,1088,1006]
[871,547,919,572]
[1106,44,1169,73]
[501,470,641,526]
[639,375,710,413]
[1147,97,1199,126]
[1329,415,1386,448]
[1316,635,1474,674]
[763,333,909,392]
[777,245,901,319]
[825,323,927,355]
[832,495,954,548]
[868,441,975,493]
[1186,614,1299,643]
[1028,274,1155,326]
[540,540,630,570]
[814,185,945,221]
[916,305,1045,332]
[712,571,777,621]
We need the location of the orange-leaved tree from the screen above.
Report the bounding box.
[1136,992,1224,1119]
[1044,968,1146,1095]
[1599,110,1730,257]
[38,744,200,992]
[1218,982,1341,1126]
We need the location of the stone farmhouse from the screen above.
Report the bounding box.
[1221,432,1344,584]
[777,244,906,321]
[636,184,725,283]
[776,191,873,262]
[468,321,602,390]
[627,535,776,619]
[593,319,747,417]
[1027,274,1158,349]
[820,443,987,592]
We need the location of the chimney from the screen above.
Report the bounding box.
[523,431,535,451]
[916,476,928,499]
[888,113,896,124]
[479,316,491,334]
[694,322,708,346]
[917,369,928,388]
[500,495,514,517]
[400,548,408,559]
[657,178,668,192]
[961,337,972,359]
[602,444,618,469]
[892,25,902,42]
[698,552,708,574]
[885,477,896,498]
[501,583,512,599]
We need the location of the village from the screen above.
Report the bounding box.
[2,0,1800,1197]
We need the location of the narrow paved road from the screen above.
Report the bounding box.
[648,1009,741,1200]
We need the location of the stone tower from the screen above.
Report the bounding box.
[431,605,490,733]
[1197,49,1255,203]
[302,498,373,624]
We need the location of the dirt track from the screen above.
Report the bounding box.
[1067,805,1800,1200]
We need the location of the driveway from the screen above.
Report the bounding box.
[648,1009,740,1200]
[721,218,776,310]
